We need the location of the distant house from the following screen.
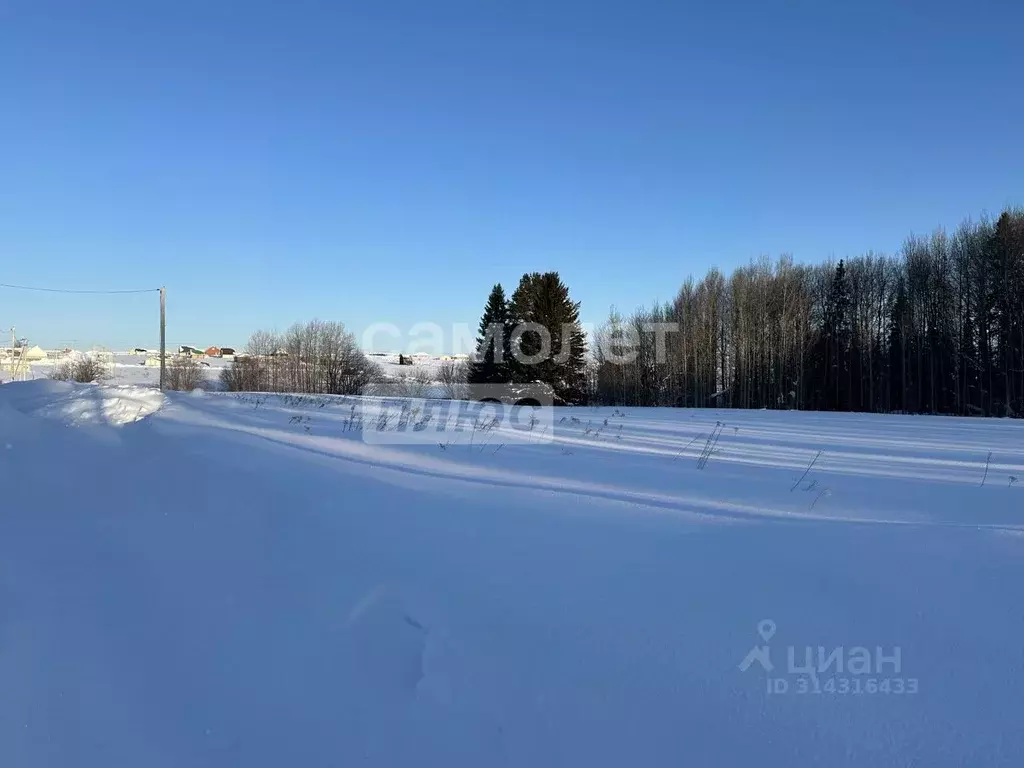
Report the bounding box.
[178,345,204,357]
[220,347,236,356]
[205,346,222,357]
[133,347,148,354]
[22,345,47,361]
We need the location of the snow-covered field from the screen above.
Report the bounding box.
[11,354,231,388]
[368,352,458,378]
[11,353,452,389]
[1,381,1023,766]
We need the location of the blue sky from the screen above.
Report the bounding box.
[1,0,1021,352]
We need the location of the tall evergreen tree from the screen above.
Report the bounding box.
[508,272,543,382]
[509,272,588,404]
[468,284,512,384]
[888,278,908,412]
[805,261,852,410]
[988,211,1024,415]
[826,260,852,410]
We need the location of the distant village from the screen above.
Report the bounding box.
[1,343,239,366]
[1,341,471,380]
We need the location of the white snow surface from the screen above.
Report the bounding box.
[1,381,1023,767]
[18,381,165,426]
[15,354,229,388]
[16,353,449,390]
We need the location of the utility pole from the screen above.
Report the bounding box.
[159,287,166,390]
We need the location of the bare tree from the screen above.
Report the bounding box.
[219,357,264,392]
[165,358,206,391]
[437,360,468,400]
[50,356,110,383]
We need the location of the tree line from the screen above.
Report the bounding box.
[591,208,1024,416]
[217,273,591,404]
[219,206,1021,416]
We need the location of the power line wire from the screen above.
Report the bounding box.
[0,282,160,295]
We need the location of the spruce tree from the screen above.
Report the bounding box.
[508,271,587,404]
[888,279,908,412]
[468,284,512,384]
[988,211,1024,414]
[508,272,543,382]
[826,260,852,410]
